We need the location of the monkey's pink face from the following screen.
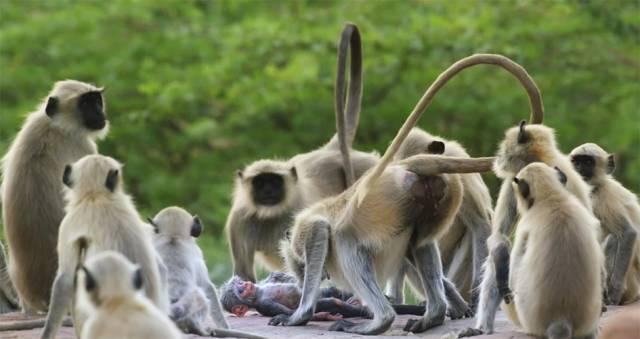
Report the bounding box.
[236,280,256,299]
[231,304,249,317]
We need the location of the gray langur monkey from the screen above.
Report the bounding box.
[471,123,595,334]
[1,80,109,312]
[76,251,183,339]
[570,143,640,305]
[225,23,378,282]
[151,206,265,339]
[271,54,538,335]
[387,128,494,307]
[41,154,168,339]
[461,163,602,339]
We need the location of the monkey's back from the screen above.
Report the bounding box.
[511,200,602,337]
[1,113,96,310]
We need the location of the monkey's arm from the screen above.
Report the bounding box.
[41,272,74,339]
[0,242,18,310]
[315,298,370,318]
[226,211,256,282]
[261,272,297,284]
[494,181,518,236]
[603,217,638,305]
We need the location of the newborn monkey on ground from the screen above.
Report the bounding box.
[220,273,425,319]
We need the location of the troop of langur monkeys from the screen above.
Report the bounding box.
[0,23,637,339]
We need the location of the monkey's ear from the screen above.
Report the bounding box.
[147,217,159,234]
[554,166,567,185]
[517,120,528,144]
[290,166,297,180]
[607,155,616,174]
[427,141,445,154]
[132,267,143,290]
[81,266,97,292]
[191,215,203,238]
[513,177,530,199]
[105,169,119,192]
[63,165,73,188]
[45,96,59,117]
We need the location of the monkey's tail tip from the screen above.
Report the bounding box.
[546,319,572,339]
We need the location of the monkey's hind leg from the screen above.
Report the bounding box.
[268,220,330,327]
[328,232,395,335]
[0,243,18,313]
[603,222,637,305]
[443,277,473,319]
[403,241,447,333]
[458,257,502,337]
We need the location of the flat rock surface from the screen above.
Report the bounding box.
[0,302,637,338]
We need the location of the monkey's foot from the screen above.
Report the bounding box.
[328,319,357,331]
[268,313,310,327]
[458,327,484,337]
[403,313,445,333]
[446,300,473,320]
[329,319,392,335]
[605,283,623,305]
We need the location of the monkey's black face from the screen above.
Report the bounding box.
[252,173,285,206]
[78,91,106,130]
[571,155,595,180]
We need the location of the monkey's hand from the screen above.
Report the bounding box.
[457,327,484,338]
[268,310,312,327]
[500,287,513,304]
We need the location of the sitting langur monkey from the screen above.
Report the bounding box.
[151,206,264,339]
[77,251,183,339]
[470,125,594,334]
[272,54,535,334]
[462,163,602,338]
[1,80,109,312]
[41,155,168,339]
[570,143,640,305]
[225,23,378,282]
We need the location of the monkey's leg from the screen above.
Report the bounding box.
[228,215,257,282]
[203,281,230,329]
[403,241,447,333]
[328,234,395,335]
[315,298,370,318]
[0,243,18,312]
[41,272,73,339]
[603,220,637,305]
[458,258,502,337]
[268,220,330,327]
[443,277,473,319]
[492,242,512,303]
[468,216,490,309]
[385,261,406,304]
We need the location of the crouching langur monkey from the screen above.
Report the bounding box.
[225,23,378,282]
[570,143,640,305]
[40,155,168,339]
[461,163,602,338]
[271,54,538,335]
[151,206,265,339]
[1,80,109,312]
[220,273,426,319]
[471,121,595,335]
[77,251,184,339]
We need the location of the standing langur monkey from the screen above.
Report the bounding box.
[463,163,602,338]
[1,80,109,312]
[225,23,378,282]
[570,143,640,305]
[272,54,542,335]
[41,155,168,339]
[77,251,184,339]
[151,206,265,339]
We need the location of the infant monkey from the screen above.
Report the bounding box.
[220,273,425,319]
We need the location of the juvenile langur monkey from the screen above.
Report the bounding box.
[462,163,602,338]
[1,80,109,312]
[388,129,494,306]
[77,251,183,339]
[41,155,167,339]
[472,124,595,334]
[225,23,378,282]
[570,143,640,305]
[272,54,538,335]
[151,206,264,339]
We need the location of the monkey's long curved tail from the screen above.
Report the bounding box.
[335,22,363,187]
[355,53,544,206]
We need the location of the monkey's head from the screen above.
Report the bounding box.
[76,251,144,307]
[512,163,568,211]
[44,80,109,139]
[149,206,203,240]
[219,275,256,317]
[63,154,123,202]
[494,121,558,178]
[569,143,615,183]
[235,159,300,219]
[395,128,470,161]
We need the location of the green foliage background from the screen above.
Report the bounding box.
[1,0,638,283]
